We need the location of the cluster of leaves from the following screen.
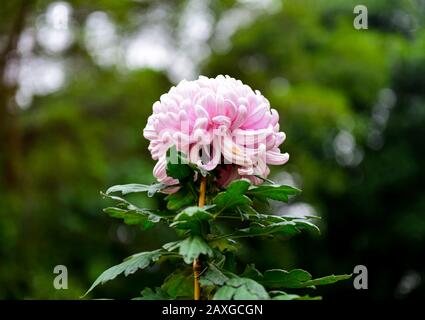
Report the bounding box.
[86,149,350,299]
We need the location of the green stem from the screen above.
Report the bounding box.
[212,207,226,219]
[193,176,207,300]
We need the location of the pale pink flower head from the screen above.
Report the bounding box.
[143,75,289,187]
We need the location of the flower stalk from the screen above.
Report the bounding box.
[193,176,207,300]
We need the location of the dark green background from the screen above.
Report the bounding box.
[1,0,424,299]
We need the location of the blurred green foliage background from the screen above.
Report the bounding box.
[1,0,424,299]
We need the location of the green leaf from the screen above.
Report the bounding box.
[101,192,159,215]
[106,183,165,197]
[213,277,270,300]
[270,219,319,234]
[211,216,320,242]
[171,206,213,235]
[103,207,161,230]
[236,216,320,238]
[270,291,301,300]
[165,187,196,211]
[161,269,194,299]
[272,295,300,300]
[235,222,292,237]
[163,236,214,264]
[242,222,299,237]
[174,206,213,221]
[84,249,163,296]
[295,295,323,300]
[208,238,238,252]
[240,264,263,281]
[247,184,301,203]
[237,204,261,220]
[101,192,135,208]
[133,287,170,300]
[270,291,321,300]
[300,274,352,287]
[101,192,174,229]
[213,179,252,212]
[262,269,312,289]
[261,269,352,289]
[212,284,235,300]
[166,146,193,181]
[200,264,229,287]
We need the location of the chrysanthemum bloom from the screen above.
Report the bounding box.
[143,75,289,187]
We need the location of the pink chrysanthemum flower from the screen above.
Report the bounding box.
[143,75,289,187]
